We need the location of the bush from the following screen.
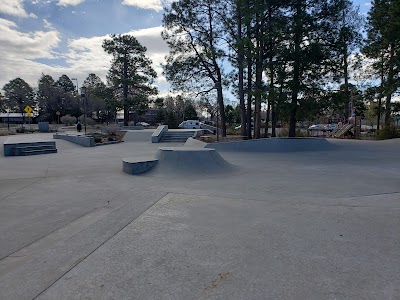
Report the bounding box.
[0,130,15,136]
[78,115,97,126]
[60,114,77,126]
[278,128,289,137]
[376,125,400,140]
[106,125,119,135]
[296,128,309,137]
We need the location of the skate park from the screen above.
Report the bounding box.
[1,130,399,299]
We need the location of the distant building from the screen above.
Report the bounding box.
[0,113,35,124]
[128,108,159,125]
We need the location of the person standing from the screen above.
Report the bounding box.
[77,120,82,132]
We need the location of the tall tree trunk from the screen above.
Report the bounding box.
[123,54,129,126]
[246,0,252,139]
[254,0,264,139]
[254,45,263,139]
[266,2,276,138]
[377,55,384,131]
[343,45,350,119]
[271,108,277,137]
[384,44,395,127]
[216,74,226,137]
[377,98,382,130]
[289,0,302,138]
[265,98,270,138]
[237,0,246,137]
[207,2,226,137]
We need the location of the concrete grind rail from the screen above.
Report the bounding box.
[1,133,399,299]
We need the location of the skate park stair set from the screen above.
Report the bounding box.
[158,130,196,143]
[4,137,57,156]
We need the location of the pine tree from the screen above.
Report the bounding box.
[2,78,35,116]
[103,34,158,125]
[363,0,400,126]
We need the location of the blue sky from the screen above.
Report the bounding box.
[0,0,372,95]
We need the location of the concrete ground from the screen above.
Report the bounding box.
[0,132,399,300]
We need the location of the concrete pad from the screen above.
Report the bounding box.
[4,135,54,145]
[0,190,167,300]
[0,134,399,299]
[37,193,400,300]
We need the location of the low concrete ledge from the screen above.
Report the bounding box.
[151,125,168,143]
[122,158,158,175]
[53,133,95,147]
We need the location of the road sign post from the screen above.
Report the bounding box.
[24,106,33,130]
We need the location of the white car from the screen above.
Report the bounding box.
[234,124,253,130]
[308,124,323,130]
[137,122,150,127]
[323,124,337,131]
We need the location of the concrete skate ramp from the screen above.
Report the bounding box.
[148,147,237,177]
[184,137,207,148]
[122,130,153,142]
[206,137,335,152]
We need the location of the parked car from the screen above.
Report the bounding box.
[308,124,337,131]
[323,124,337,131]
[178,120,201,129]
[308,124,324,130]
[234,124,254,130]
[137,122,150,127]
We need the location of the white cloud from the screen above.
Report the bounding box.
[43,19,54,29]
[0,17,62,87]
[122,0,173,12]
[0,0,28,17]
[57,0,85,7]
[64,26,169,90]
[0,22,170,95]
[0,18,60,60]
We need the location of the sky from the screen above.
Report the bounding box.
[0,0,372,96]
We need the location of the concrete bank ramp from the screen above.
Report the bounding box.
[148,147,237,178]
[122,130,153,142]
[206,137,335,152]
[184,137,207,148]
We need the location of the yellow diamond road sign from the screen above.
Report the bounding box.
[24,105,33,114]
